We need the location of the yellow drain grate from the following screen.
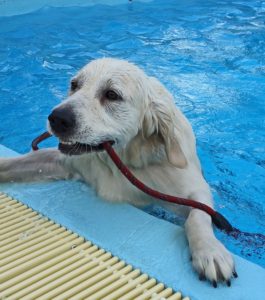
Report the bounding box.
[0,192,190,300]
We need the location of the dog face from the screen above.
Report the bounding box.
[48,58,187,168]
[48,58,150,154]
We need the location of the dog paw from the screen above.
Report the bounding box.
[191,237,237,287]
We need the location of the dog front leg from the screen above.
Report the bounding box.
[0,149,72,182]
[185,192,236,287]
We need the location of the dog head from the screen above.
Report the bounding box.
[48,58,187,168]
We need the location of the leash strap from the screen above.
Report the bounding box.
[31,132,233,233]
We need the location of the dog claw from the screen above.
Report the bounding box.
[233,270,238,278]
[199,273,206,281]
[226,280,231,287]
[212,280,217,288]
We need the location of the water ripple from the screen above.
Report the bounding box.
[0,0,264,267]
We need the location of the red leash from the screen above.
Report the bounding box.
[32,131,265,261]
[32,132,233,233]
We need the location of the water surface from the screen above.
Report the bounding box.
[0,0,264,267]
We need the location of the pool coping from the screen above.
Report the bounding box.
[0,144,265,300]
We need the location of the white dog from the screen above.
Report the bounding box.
[0,58,236,286]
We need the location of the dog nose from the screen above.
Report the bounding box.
[48,107,75,135]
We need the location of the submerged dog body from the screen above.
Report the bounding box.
[0,58,235,286]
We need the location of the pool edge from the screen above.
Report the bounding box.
[0,144,264,300]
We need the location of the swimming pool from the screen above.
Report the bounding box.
[0,0,264,268]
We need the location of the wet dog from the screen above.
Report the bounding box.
[0,58,235,286]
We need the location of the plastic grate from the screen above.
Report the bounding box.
[0,192,190,300]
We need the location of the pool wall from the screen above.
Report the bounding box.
[0,0,152,17]
[0,144,264,300]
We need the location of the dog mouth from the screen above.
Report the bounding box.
[58,140,114,155]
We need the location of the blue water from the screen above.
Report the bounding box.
[0,0,264,267]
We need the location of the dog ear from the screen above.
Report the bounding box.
[143,78,187,168]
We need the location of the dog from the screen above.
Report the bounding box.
[0,58,236,286]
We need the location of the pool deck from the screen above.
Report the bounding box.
[0,144,264,300]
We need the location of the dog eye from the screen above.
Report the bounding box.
[105,90,121,101]
[70,79,79,91]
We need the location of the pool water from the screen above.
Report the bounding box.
[0,0,264,267]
